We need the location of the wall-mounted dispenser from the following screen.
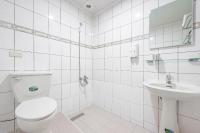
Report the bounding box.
[131,44,139,58]
[130,44,139,64]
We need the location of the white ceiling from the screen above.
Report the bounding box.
[71,0,119,15]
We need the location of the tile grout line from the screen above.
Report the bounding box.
[13,0,16,131]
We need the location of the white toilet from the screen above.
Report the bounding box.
[10,72,57,133]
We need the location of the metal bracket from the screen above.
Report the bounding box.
[194,22,200,29]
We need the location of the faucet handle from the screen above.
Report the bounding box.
[84,75,88,80]
[166,73,171,78]
[166,73,173,82]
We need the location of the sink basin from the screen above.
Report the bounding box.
[143,80,200,133]
[143,80,200,100]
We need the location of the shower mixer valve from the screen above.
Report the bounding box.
[79,75,88,87]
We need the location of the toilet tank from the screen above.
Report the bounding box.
[10,72,52,103]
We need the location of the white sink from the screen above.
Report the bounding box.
[143,80,200,100]
[143,80,200,133]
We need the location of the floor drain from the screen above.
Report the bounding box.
[70,113,85,121]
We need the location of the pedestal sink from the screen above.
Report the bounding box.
[143,80,200,133]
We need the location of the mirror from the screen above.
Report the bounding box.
[149,0,193,49]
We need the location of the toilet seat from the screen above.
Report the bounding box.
[16,97,57,121]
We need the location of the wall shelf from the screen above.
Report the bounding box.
[146,60,154,63]
[188,58,200,62]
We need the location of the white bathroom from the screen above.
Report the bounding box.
[0,0,200,133]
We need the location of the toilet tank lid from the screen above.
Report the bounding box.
[10,71,52,76]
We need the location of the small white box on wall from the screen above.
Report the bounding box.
[131,44,139,58]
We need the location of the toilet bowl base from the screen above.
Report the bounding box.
[16,111,56,133]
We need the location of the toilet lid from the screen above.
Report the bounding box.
[16,97,57,121]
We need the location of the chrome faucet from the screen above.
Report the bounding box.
[166,73,173,88]
[79,75,88,87]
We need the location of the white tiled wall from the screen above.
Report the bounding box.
[0,0,200,132]
[92,0,200,133]
[0,0,93,132]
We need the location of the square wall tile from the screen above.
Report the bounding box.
[50,85,61,99]
[15,31,33,52]
[49,20,61,37]
[122,0,132,11]
[61,43,70,57]
[0,27,14,50]
[60,25,71,40]
[70,70,79,82]
[50,55,61,70]
[49,0,60,7]
[179,73,200,86]
[132,20,143,37]
[132,0,143,7]
[105,58,113,70]
[105,31,113,43]
[34,14,48,33]
[144,105,159,126]
[113,3,122,16]
[51,70,61,85]
[112,58,120,70]
[49,3,60,22]
[132,71,143,87]
[132,4,143,21]
[121,24,131,40]
[61,70,70,84]
[0,49,14,70]
[121,42,131,57]
[15,51,33,71]
[0,0,14,23]
[34,36,49,54]
[130,103,143,124]
[120,10,131,26]
[34,53,49,70]
[121,57,131,70]
[112,45,121,58]
[113,28,121,42]
[15,6,33,29]
[62,56,70,70]
[62,84,70,98]
[15,0,33,10]
[71,57,79,70]
[49,39,62,55]
[61,11,71,26]
[34,0,48,17]
[71,45,79,57]
[70,28,79,42]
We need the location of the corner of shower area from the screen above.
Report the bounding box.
[69,22,93,120]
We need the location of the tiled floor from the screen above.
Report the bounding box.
[73,106,152,133]
[14,106,152,133]
[14,113,84,133]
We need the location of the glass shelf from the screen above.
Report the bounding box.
[188,58,200,62]
[146,60,154,63]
